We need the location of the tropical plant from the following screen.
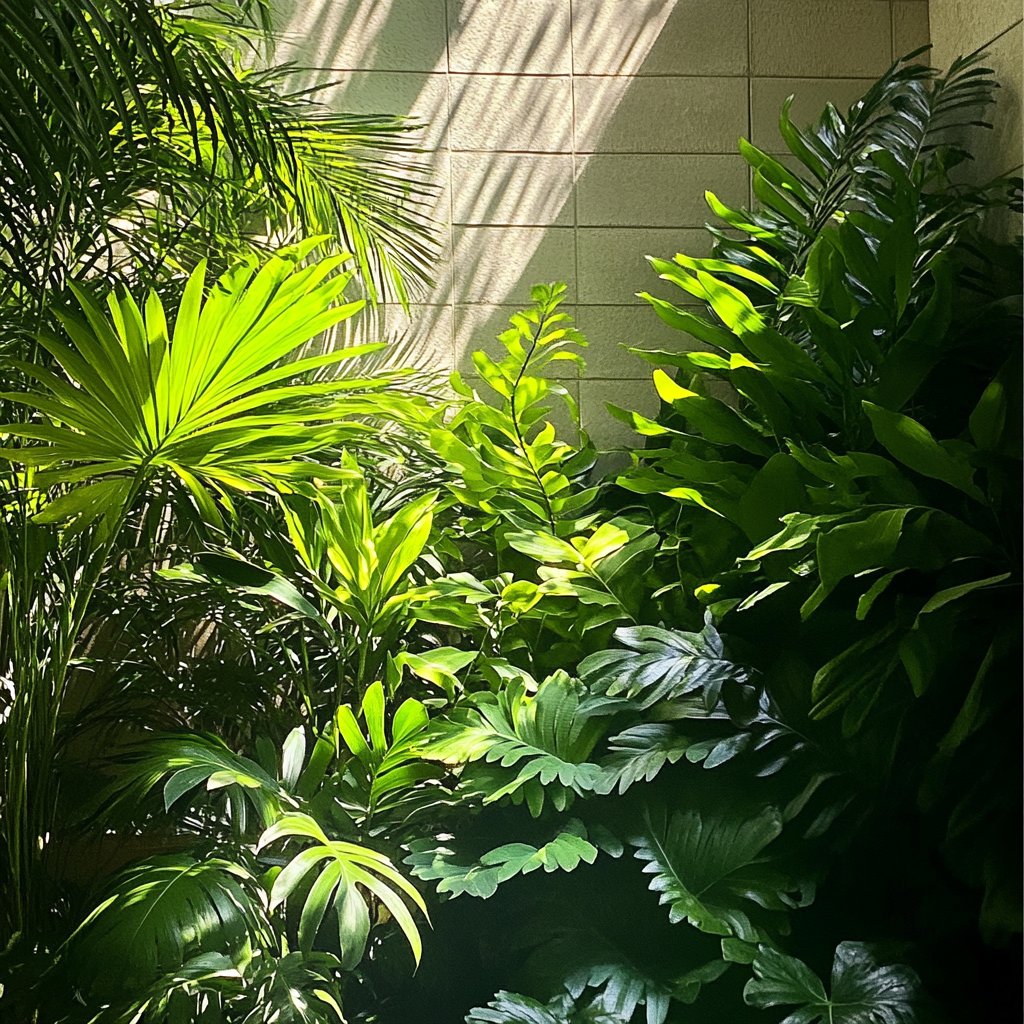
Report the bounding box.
[2,47,1020,1024]
[5,674,445,1020]
[589,42,1021,1021]
[0,241,427,950]
[431,282,597,538]
[0,0,437,358]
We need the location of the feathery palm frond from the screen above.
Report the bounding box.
[0,0,438,349]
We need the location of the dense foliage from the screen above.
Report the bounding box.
[0,42,1020,1024]
[0,0,438,351]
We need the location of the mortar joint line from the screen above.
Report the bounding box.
[568,0,585,428]
[443,0,456,373]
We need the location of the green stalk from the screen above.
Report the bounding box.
[0,466,147,944]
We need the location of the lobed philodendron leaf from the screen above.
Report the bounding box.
[420,671,617,817]
[630,804,814,942]
[466,990,578,1024]
[404,819,613,899]
[580,617,747,713]
[565,961,671,1024]
[600,724,693,794]
[744,942,922,1023]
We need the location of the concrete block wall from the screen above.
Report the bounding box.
[273,0,928,446]
[930,0,1022,234]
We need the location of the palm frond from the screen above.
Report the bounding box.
[0,0,439,349]
[0,242,418,527]
[67,856,268,1006]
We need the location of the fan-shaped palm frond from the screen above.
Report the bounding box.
[67,856,267,1006]
[94,732,290,833]
[1,240,411,527]
[257,811,427,970]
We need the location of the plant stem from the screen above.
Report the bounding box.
[509,309,558,534]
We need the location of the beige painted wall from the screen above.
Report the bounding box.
[273,0,928,446]
[930,0,1023,207]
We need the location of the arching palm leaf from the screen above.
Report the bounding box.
[0,0,437,340]
[67,856,267,1006]
[257,811,427,970]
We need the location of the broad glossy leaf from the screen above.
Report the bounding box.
[801,507,911,618]
[811,625,902,735]
[863,402,983,501]
[629,803,812,941]
[744,942,922,1023]
[654,371,772,457]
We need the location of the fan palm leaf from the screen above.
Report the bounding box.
[67,856,268,1006]
[0,240,411,526]
[257,811,428,970]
